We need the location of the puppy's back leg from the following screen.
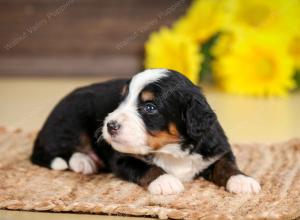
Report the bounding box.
[31,89,100,173]
[31,132,78,171]
[31,131,102,175]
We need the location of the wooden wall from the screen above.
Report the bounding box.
[0,0,190,77]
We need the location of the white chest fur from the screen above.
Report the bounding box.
[152,144,218,182]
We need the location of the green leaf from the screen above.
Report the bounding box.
[294,69,300,90]
[199,33,220,84]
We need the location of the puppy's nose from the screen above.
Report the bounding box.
[107,120,121,136]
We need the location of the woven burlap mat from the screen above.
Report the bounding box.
[0,127,299,219]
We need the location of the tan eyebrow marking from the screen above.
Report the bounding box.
[141,91,155,102]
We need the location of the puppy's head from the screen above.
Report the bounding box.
[102,69,217,155]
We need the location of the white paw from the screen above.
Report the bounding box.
[226,174,261,194]
[148,174,184,195]
[50,157,68,170]
[69,152,97,175]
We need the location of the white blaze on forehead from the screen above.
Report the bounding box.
[126,69,168,104]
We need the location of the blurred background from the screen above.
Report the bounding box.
[0,0,299,143]
[0,0,189,76]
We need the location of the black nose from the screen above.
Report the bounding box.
[107,120,121,136]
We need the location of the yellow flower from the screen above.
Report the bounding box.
[145,28,202,84]
[173,0,229,43]
[211,32,235,57]
[213,33,295,96]
[288,35,300,68]
[286,4,300,69]
[226,0,299,34]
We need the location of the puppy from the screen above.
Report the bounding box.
[31,69,261,195]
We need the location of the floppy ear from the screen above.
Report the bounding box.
[185,94,217,141]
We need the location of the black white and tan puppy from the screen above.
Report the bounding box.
[31,69,261,195]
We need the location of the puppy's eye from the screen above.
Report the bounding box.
[143,103,158,114]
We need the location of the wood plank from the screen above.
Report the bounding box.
[0,55,140,76]
[0,0,190,76]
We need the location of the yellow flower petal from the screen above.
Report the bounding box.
[225,0,300,34]
[213,32,296,97]
[173,0,229,43]
[288,35,300,69]
[144,28,203,84]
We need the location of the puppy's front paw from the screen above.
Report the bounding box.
[226,174,261,194]
[148,174,184,195]
[69,152,97,175]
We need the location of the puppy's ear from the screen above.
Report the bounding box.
[184,94,217,141]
